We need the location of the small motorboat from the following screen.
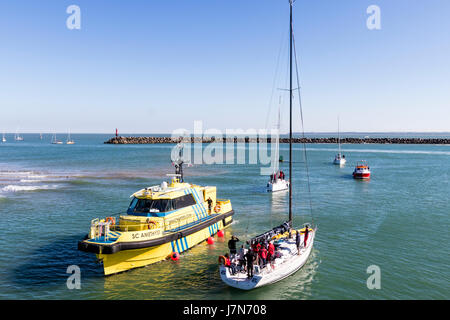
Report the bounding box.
[353,161,371,179]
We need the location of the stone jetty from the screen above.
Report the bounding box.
[105,136,450,145]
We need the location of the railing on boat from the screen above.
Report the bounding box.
[89,199,231,241]
[89,209,225,241]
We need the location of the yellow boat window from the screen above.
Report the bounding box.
[127,193,197,217]
[129,199,173,215]
[173,194,196,209]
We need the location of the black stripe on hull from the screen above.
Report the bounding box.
[78,210,234,254]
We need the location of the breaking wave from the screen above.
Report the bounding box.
[1,184,60,193]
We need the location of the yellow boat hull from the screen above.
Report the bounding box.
[98,216,233,275]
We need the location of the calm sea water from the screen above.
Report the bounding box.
[0,133,448,299]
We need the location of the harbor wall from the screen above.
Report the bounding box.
[104,136,450,144]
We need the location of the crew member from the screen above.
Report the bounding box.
[260,246,268,268]
[244,249,255,278]
[228,235,240,257]
[295,230,301,254]
[303,225,309,247]
[206,197,213,214]
[237,245,247,272]
[268,241,275,262]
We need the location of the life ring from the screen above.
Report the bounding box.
[105,217,115,225]
[218,255,226,265]
[146,219,158,230]
[214,204,221,213]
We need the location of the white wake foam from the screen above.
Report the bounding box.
[1,184,59,192]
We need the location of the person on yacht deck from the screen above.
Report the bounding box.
[295,230,301,254]
[253,241,261,265]
[303,225,309,247]
[268,241,275,262]
[237,245,247,271]
[260,246,268,268]
[228,235,240,257]
[224,253,236,275]
[244,249,255,278]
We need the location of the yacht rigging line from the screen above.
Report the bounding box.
[292,25,314,225]
[264,29,289,132]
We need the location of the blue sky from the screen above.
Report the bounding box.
[0,0,449,133]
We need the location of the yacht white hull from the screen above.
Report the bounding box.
[267,179,289,192]
[333,158,346,166]
[220,229,315,290]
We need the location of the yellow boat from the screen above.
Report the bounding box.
[78,156,234,275]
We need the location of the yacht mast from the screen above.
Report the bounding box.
[274,106,281,174]
[338,116,341,154]
[288,0,293,224]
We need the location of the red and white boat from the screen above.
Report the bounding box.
[353,161,371,179]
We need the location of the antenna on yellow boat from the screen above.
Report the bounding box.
[171,143,189,183]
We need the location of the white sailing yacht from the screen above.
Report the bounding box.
[267,107,289,192]
[2,132,6,142]
[14,129,24,141]
[220,0,316,290]
[51,133,63,144]
[333,117,346,165]
[66,130,75,144]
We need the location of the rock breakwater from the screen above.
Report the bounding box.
[104,136,450,144]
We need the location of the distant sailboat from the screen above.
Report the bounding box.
[14,129,24,141]
[51,133,63,144]
[2,132,6,142]
[66,130,75,144]
[333,117,346,166]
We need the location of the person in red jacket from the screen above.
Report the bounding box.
[224,253,236,275]
[254,241,261,265]
[224,253,231,266]
[260,246,268,268]
[268,241,275,262]
[303,225,310,247]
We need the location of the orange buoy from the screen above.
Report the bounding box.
[217,230,224,237]
[170,252,179,261]
[207,237,214,245]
